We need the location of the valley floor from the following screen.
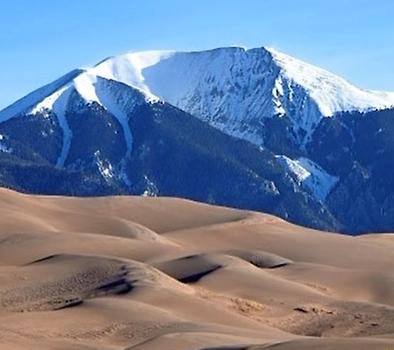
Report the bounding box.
[0,189,394,349]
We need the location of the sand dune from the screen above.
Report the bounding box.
[0,189,393,349]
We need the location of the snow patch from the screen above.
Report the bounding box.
[94,151,132,187]
[276,155,338,201]
[30,85,69,116]
[118,159,132,187]
[0,140,12,154]
[73,72,103,106]
[0,134,11,153]
[52,87,73,167]
[29,85,74,167]
[276,155,310,182]
[94,151,115,181]
[142,175,158,197]
[93,78,139,159]
[0,144,11,153]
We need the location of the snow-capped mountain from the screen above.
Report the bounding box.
[89,47,394,144]
[1,46,394,234]
[3,46,394,149]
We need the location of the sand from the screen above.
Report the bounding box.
[0,188,393,349]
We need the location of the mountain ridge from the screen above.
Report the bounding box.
[1,46,394,233]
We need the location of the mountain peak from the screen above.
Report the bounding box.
[90,47,394,135]
[2,46,394,147]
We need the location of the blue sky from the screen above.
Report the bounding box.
[1,0,393,109]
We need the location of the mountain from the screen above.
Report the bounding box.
[0,87,337,231]
[86,47,394,146]
[1,46,394,233]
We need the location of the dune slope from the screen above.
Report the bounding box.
[0,188,393,349]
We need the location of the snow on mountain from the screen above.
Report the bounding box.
[0,134,12,154]
[141,47,280,145]
[3,46,394,143]
[50,87,73,167]
[90,50,174,101]
[0,69,83,122]
[93,77,147,159]
[85,46,394,145]
[0,69,150,168]
[1,46,394,171]
[276,155,338,201]
[269,48,394,116]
